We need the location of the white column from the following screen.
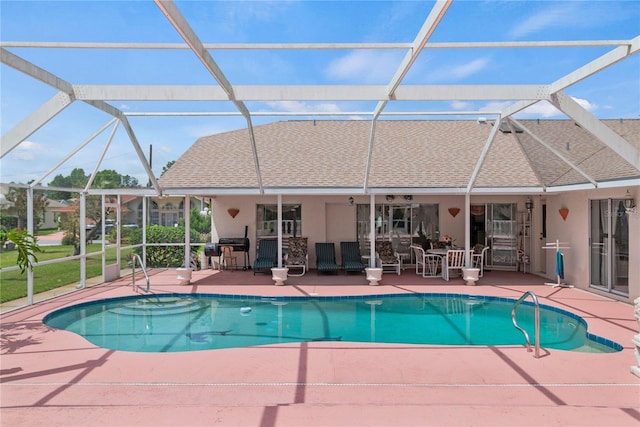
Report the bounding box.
[79,192,86,289]
[184,195,191,268]
[464,192,471,266]
[26,187,34,304]
[277,194,283,268]
[369,194,376,268]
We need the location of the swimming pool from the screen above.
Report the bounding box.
[43,293,622,353]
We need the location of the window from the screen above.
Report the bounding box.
[256,204,301,237]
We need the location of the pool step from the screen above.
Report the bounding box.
[109,297,206,316]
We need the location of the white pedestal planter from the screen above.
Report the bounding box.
[462,267,480,286]
[271,267,289,286]
[365,268,383,286]
[176,268,193,285]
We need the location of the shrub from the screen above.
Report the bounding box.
[130,225,204,268]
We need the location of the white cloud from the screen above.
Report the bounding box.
[450,58,490,80]
[480,101,513,113]
[326,51,401,83]
[517,97,597,118]
[11,140,46,161]
[451,101,471,110]
[266,101,343,114]
[427,57,490,83]
[508,3,577,39]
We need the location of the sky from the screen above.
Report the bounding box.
[1,0,639,187]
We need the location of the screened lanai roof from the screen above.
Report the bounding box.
[1,0,639,196]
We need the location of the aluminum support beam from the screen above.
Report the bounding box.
[30,119,119,187]
[549,92,640,172]
[1,91,74,157]
[1,49,162,194]
[72,84,550,102]
[84,120,119,192]
[466,116,502,192]
[509,117,598,186]
[502,36,639,118]
[117,116,162,194]
[2,40,630,50]
[367,0,451,192]
[508,119,547,190]
[373,0,452,117]
[549,36,640,94]
[154,0,263,193]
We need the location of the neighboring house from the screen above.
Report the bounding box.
[157,119,639,302]
[121,195,206,227]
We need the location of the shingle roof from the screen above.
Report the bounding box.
[159,119,640,194]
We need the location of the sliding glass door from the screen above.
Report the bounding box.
[590,199,629,296]
[356,203,439,263]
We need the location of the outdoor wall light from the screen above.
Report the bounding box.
[404,195,413,201]
[624,189,636,214]
[348,197,354,206]
[525,198,533,212]
[386,195,395,202]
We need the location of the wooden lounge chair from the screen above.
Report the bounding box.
[315,242,339,274]
[340,241,365,274]
[253,239,277,275]
[285,237,308,276]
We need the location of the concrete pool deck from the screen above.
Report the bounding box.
[1,268,639,426]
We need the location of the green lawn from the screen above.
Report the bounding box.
[0,244,122,303]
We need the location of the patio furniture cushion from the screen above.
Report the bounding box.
[253,239,277,274]
[340,241,365,274]
[375,241,401,275]
[315,242,339,274]
[285,237,308,276]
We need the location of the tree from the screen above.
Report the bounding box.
[7,186,48,232]
[47,168,88,200]
[161,160,176,176]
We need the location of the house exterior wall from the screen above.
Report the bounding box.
[208,188,639,302]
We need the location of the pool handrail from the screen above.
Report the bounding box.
[511,291,540,358]
[130,254,150,293]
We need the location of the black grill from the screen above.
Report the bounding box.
[204,226,251,270]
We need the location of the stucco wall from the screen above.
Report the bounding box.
[208,188,638,302]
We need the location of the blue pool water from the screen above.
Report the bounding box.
[43,293,622,353]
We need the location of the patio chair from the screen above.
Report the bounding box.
[340,241,365,274]
[471,244,490,277]
[375,240,401,275]
[315,242,339,274]
[391,231,411,268]
[285,237,308,276]
[443,249,466,281]
[411,245,442,278]
[253,239,277,275]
